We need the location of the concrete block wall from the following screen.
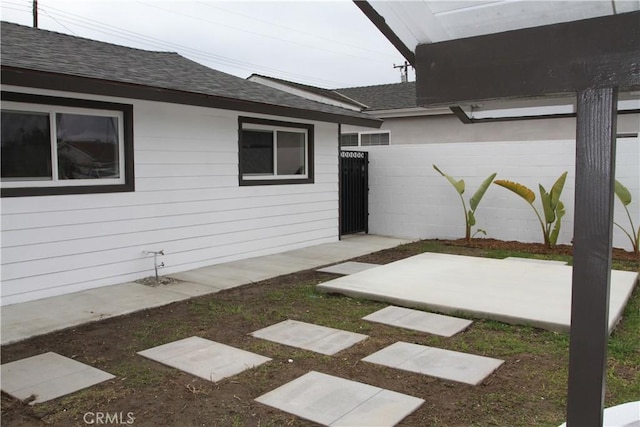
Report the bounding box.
[356,138,639,251]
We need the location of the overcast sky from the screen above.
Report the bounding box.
[1,0,414,88]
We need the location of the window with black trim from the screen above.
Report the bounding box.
[1,92,134,197]
[239,117,314,185]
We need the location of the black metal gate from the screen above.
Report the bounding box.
[340,150,368,235]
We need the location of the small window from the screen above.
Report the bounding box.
[239,117,314,186]
[340,133,358,147]
[361,132,390,146]
[1,92,134,197]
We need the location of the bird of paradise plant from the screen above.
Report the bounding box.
[433,164,497,241]
[614,180,639,256]
[494,172,568,248]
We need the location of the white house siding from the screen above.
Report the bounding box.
[0,86,340,306]
[342,113,639,144]
[357,138,639,251]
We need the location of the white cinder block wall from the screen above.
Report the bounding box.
[358,138,639,251]
[1,86,340,305]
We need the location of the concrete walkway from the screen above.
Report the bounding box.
[1,235,410,345]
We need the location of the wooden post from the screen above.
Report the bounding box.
[566,87,618,426]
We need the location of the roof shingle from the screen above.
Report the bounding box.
[0,21,378,125]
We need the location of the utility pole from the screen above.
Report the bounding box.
[393,61,411,83]
[33,0,38,28]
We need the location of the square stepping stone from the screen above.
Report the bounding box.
[250,320,367,355]
[1,352,114,404]
[363,306,472,337]
[255,371,424,426]
[317,261,380,275]
[362,342,504,385]
[137,336,270,382]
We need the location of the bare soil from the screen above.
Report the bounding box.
[1,239,638,427]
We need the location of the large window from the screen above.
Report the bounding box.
[239,117,314,185]
[340,131,390,147]
[1,92,134,197]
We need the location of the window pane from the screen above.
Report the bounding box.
[361,132,389,146]
[56,113,120,180]
[242,130,274,175]
[340,133,358,147]
[1,111,52,181]
[277,131,305,175]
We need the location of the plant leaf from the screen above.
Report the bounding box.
[433,164,465,194]
[614,180,632,206]
[549,201,566,245]
[549,171,568,210]
[470,172,497,212]
[494,179,536,204]
[468,210,476,227]
[540,184,556,224]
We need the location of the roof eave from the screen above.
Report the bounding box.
[1,67,382,128]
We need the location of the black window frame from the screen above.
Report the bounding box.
[238,116,314,186]
[1,91,134,197]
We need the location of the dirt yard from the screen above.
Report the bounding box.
[2,239,638,427]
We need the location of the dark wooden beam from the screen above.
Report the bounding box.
[353,1,415,65]
[566,87,618,427]
[416,12,640,107]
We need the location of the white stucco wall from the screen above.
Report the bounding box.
[356,138,639,251]
[1,86,340,305]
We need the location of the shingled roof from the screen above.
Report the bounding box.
[0,21,380,127]
[249,74,366,109]
[335,82,417,111]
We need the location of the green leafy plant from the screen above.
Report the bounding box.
[614,180,639,256]
[433,164,497,241]
[494,172,568,248]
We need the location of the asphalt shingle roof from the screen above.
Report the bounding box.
[0,21,378,125]
[335,82,417,111]
[249,74,366,108]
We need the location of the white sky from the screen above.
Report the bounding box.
[0,0,414,88]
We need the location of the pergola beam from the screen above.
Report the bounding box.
[415,11,640,106]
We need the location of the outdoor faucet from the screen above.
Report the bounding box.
[143,250,165,280]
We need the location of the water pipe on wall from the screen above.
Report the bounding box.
[143,250,165,280]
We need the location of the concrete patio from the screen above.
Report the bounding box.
[317,252,639,333]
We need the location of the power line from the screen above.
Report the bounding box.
[194,0,398,59]
[11,1,358,87]
[135,0,390,65]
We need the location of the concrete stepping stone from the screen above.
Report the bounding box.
[317,261,380,275]
[1,352,114,404]
[255,371,424,426]
[504,257,568,266]
[250,320,367,355]
[362,342,504,385]
[137,336,270,382]
[363,306,472,337]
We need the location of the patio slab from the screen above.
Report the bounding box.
[503,257,568,266]
[317,252,638,333]
[1,352,114,404]
[363,306,472,337]
[255,371,424,426]
[317,261,380,275]
[559,400,640,427]
[250,320,367,355]
[362,342,504,385]
[137,336,271,382]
